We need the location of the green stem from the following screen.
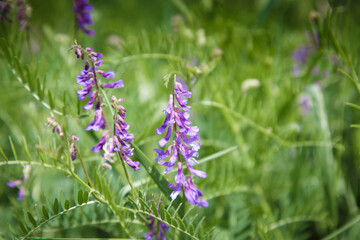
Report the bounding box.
[321,215,360,240]
[74,142,94,188]
[118,151,137,198]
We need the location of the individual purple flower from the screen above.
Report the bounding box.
[92,130,108,153]
[85,103,106,131]
[70,135,80,161]
[101,79,124,89]
[46,113,64,137]
[73,0,95,36]
[144,201,170,240]
[7,165,30,201]
[154,77,207,207]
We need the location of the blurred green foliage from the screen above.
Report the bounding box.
[1,0,360,239]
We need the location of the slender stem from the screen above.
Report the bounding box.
[65,131,94,189]
[74,142,94,188]
[118,152,137,197]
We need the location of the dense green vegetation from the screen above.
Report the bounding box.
[1,0,360,239]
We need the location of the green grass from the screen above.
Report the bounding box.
[1,0,360,239]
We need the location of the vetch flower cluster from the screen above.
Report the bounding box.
[93,96,140,170]
[7,165,31,201]
[71,42,138,170]
[154,78,208,207]
[73,0,95,36]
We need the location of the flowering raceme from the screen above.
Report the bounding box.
[154,78,208,207]
[71,42,139,170]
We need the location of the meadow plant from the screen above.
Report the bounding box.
[71,42,139,170]
[3,1,360,240]
[155,78,208,207]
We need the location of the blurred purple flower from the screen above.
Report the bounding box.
[17,0,27,30]
[154,77,207,207]
[298,94,311,115]
[291,30,319,77]
[0,2,12,23]
[46,113,64,137]
[7,165,30,201]
[73,0,95,36]
[144,201,169,240]
[292,45,309,65]
[70,135,79,161]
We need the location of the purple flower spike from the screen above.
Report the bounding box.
[73,0,95,36]
[155,77,207,208]
[90,96,138,170]
[71,43,138,171]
